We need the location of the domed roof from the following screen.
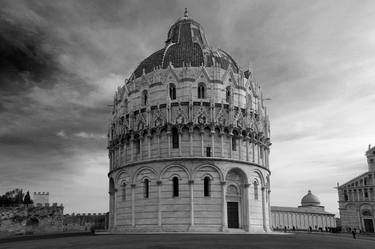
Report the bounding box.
[301,190,320,206]
[131,9,239,79]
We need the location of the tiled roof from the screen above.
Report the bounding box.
[271,206,335,215]
[131,17,239,79]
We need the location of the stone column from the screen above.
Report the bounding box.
[229,132,233,158]
[252,141,255,163]
[109,150,113,171]
[220,131,224,157]
[147,133,151,159]
[130,134,134,162]
[139,135,143,160]
[124,142,127,165]
[178,130,182,156]
[244,183,250,231]
[167,131,171,157]
[158,133,161,158]
[238,134,242,160]
[189,128,193,156]
[261,187,267,231]
[246,136,249,161]
[113,147,116,169]
[118,142,123,167]
[221,181,227,230]
[131,184,136,227]
[157,180,162,227]
[211,130,215,156]
[189,180,195,229]
[201,130,204,157]
[268,189,271,230]
[109,188,117,228]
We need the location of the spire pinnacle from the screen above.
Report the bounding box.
[184,8,189,19]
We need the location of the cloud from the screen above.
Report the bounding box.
[74,132,106,139]
[57,130,66,137]
[1,0,375,215]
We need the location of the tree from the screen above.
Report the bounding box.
[0,188,25,206]
[23,191,33,204]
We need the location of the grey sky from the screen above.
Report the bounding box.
[1,0,374,214]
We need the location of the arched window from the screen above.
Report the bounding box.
[122,183,126,201]
[172,127,179,148]
[142,90,148,105]
[232,136,237,151]
[204,177,211,197]
[254,181,259,200]
[173,177,179,197]
[135,139,140,154]
[198,83,205,99]
[344,190,348,201]
[144,179,150,199]
[226,87,231,103]
[206,147,211,157]
[169,84,176,100]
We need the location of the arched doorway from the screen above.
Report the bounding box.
[227,184,240,228]
[225,168,248,230]
[361,209,374,233]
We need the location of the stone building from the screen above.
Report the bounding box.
[337,145,375,233]
[271,190,335,231]
[107,10,271,233]
[0,203,64,235]
[33,192,49,206]
[63,213,108,232]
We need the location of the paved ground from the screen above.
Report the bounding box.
[0,233,374,249]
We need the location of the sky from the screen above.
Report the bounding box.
[1,0,375,215]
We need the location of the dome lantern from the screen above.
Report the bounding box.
[301,190,321,207]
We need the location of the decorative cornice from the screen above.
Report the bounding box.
[108,157,270,176]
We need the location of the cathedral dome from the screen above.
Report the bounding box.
[301,190,320,206]
[131,9,239,79]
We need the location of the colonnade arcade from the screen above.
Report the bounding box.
[108,165,270,232]
[109,123,270,170]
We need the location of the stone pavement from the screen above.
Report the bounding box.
[0,232,374,249]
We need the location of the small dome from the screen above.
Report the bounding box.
[301,190,320,206]
[131,9,239,80]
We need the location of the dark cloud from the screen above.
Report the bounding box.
[0,0,374,213]
[0,4,66,94]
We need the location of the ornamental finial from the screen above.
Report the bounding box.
[184,8,188,18]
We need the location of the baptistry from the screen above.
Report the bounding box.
[107,10,271,233]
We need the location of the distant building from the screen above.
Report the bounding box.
[33,192,49,206]
[337,145,375,233]
[271,190,336,231]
